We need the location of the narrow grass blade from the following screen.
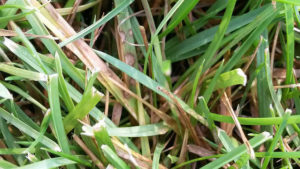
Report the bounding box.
[201,0,236,66]
[96,50,207,125]
[152,143,164,169]
[262,109,291,168]
[0,107,60,150]
[257,31,273,133]
[0,116,25,165]
[166,5,269,58]
[64,71,103,133]
[47,75,72,154]
[93,122,115,152]
[0,148,28,154]
[1,81,47,111]
[188,60,204,107]
[198,97,217,141]
[218,129,236,151]
[0,159,17,168]
[101,145,131,169]
[207,112,300,125]
[276,0,300,5]
[15,157,77,169]
[159,0,200,38]
[25,109,51,153]
[107,123,169,137]
[42,148,92,167]
[0,83,13,100]
[201,132,272,169]
[283,3,295,93]
[55,53,75,112]
[11,22,48,73]
[0,63,47,81]
[0,0,18,28]
[59,0,134,47]
[202,60,224,101]
[152,0,184,38]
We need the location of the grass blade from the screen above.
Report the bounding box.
[47,75,73,161]
[202,132,272,169]
[59,0,134,47]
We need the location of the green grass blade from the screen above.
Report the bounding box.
[165,4,269,59]
[0,0,18,28]
[0,159,17,168]
[207,113,300,125]
[152,0,184,38]
[55,53,75,112]
[47,75,73,158]
[0,82,13,100]
[101,145,131,169]
[203,68,247,91]
[188,60,204,107]
[59,0,134,47]
[0,116,25,165]
[201,0,236,66]
[42,148,92,167]
[94,123,115,152]
[11,22,48,74]
[15,157,77,169]
[202,60,224,101]
[276,0,300,5]
[0,107,60,150]
[95,50,207,125]
[25,110,51,153]
[201,132,272,169]
[107,123,169,137]
[0,148,28,154]
[0,62,47,81]
[257,31,273,133]
[159,0,200,38]
[1,81,47,111]
[262,109,291,168]
[152,143,164,169]
[283,3,295,92]
[63,86,103,133]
